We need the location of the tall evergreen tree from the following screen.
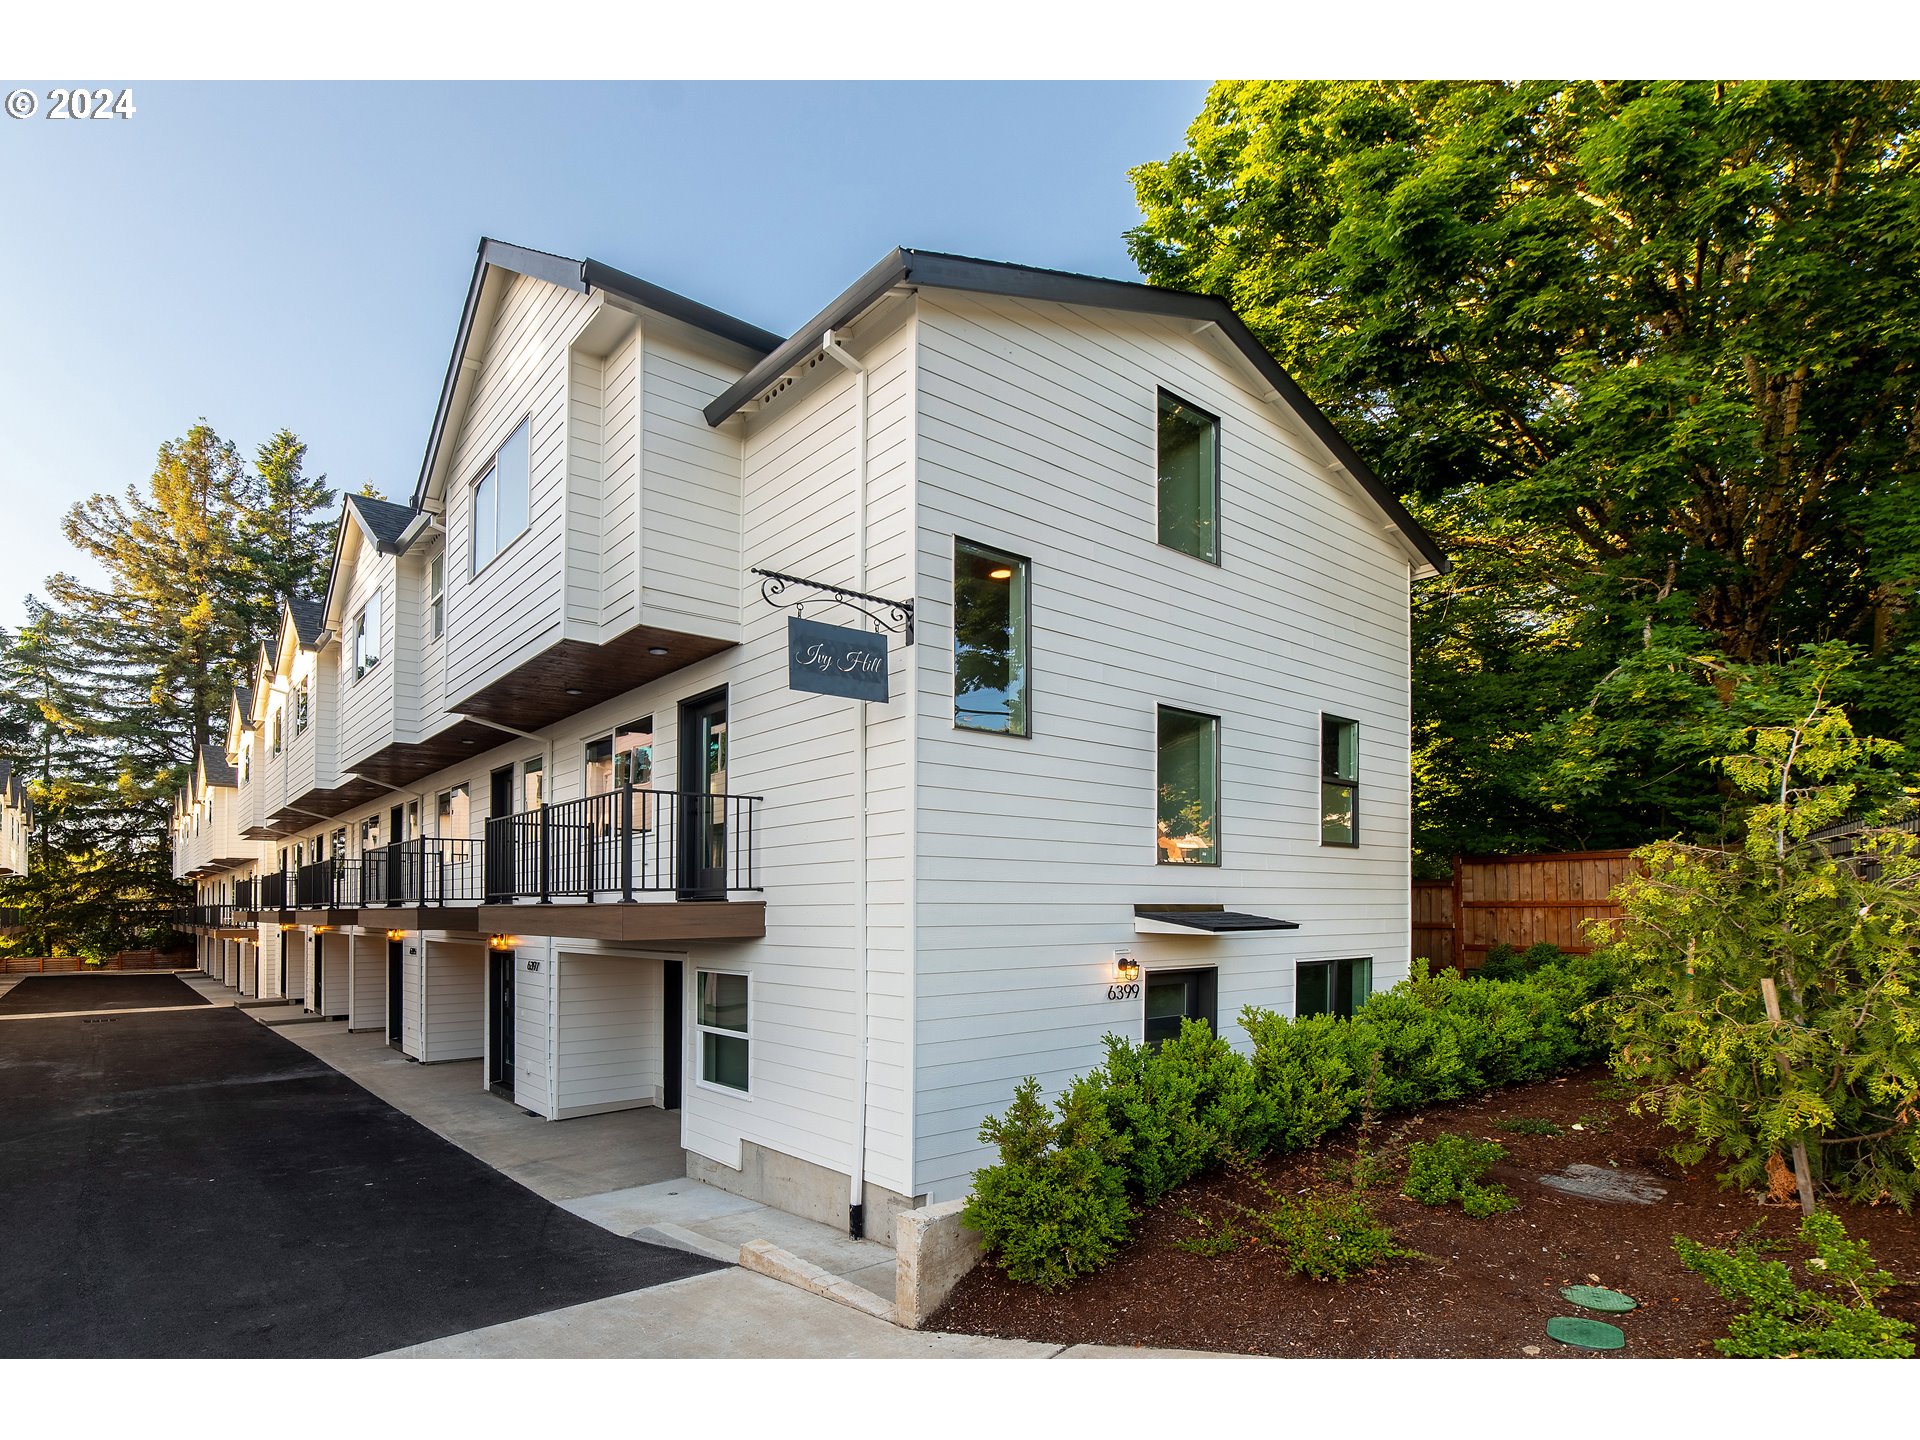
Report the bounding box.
[241,428,336,634]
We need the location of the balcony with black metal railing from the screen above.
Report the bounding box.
[479,785,765,943]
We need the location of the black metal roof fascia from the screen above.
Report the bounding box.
[705,248,1449,577]
[583,259,784,357]
[704,248,911,426]
[412,239,781,509]
[1135,910,1302,933]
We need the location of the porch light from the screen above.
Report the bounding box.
[386,929,405,941]
[1113,952,1140,984]
[489,934,517,951]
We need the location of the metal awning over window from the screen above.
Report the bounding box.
[1133,906,1300,936]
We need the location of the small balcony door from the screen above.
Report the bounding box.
[677,688,728,900]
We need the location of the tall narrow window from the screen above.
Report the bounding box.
[1156,706,1219,865]
[471,418,531,574]
[293,677,310,734]
[1157,389,1220,563]
[953,539,1030,736]
[353,590,382,679]
[1296,957,1372,1018]
[521,756,544,811]
[428,552,445,639]
[695,969,750,1092]
[436,784,471,849]
[1321,715,1358,846]
[270,708,283,755]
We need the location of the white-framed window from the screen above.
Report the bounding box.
[435,783,471,851]
[695,969,750,1093]
[470,417,531,575]
[427,551,445,640]
[269,706,283,755]
[358,814,382,854]
[353,589,382,679]
[293,676,310,735]
[521,755,544,812]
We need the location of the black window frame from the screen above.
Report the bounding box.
[1295,956,1373,1019]
[1154,387,1222,566]
[1155,703,1222,867]
[1320,713,1359,848]
[1142,966,1219,1048]
[952,536,1033,739]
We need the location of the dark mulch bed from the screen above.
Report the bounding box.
[933,1066,1920,1358]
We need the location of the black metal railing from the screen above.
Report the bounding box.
[295,857,346,908]
[233,877,257,911]
[358,837,487,906]
[177,904,230,928]
[483,787,760,903]
[257,870,291,911]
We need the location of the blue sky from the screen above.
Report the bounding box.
[0,80,1210,630]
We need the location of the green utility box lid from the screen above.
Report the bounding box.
[1547,1316,1626,1350]
[1560,1284,1637,1312]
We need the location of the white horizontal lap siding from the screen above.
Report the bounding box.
[638,333,746,632]
[909,293,1413,1201]
[513,940,553,1116]
[597,329,641,633]
[443,272,591,702]
[338,551,398,769]
[321,932,351,1016]
[422,939,485,1062]
[553,951,660,1116]
[673,309,917,1197]
[349,932,385,1031]
[565,349,604,636]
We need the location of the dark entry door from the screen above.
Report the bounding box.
[310,934,324,1015]
[677,688,728,899]
[387,940,404,1048]
[1144,967,1218,1047]
[279,930,291,1000]
[485,765,517,901]
[662,959,682,1110]
[487,950,515,1094]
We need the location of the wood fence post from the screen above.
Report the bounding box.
[1450,854,1465,973]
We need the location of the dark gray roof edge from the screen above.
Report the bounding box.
[412,238,779,508]
[345,492,417,553]
[705,248,1448,576]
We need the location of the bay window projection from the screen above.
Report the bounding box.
[696,969,750,1093]
[470,417,530,574]
[1296,957,1372,1019]
[1321,715,1358,846]
[1156,706,1220,865]
[953,539,1030,736]
[1156,389,1220,563]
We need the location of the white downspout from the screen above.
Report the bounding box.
[823,330,871,1239]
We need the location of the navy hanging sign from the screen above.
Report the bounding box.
[787,616,889,702]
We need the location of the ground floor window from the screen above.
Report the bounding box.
[1296,957,1372,1018]
[695,969,749,1092]
[1144,966,1218,1047]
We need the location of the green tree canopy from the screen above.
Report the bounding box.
[1129,81,1920,861]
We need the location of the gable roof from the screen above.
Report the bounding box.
[286,596,327,648]
[346,493,416,552]
[199,743,237,790]
[704,248,1448,578]
[411,238,784,509]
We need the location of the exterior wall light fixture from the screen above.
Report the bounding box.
[1113,951,1140,985]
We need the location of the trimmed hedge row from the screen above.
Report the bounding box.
[962,955,1618,1290]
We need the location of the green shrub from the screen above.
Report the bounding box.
[1404,1134,1517,1217]
[963,1078,1134,1291]
[1238,1009,1358,1151]
[1475,941,1569,983]
[1675,1212,1915,1358]
[1222,1159,1414,1281]
[1070,1020,1281,1203]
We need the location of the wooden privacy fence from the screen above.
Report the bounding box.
[2,949,192,975]
[1414,850,1640,971]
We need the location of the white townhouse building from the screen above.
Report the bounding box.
[0,761,31,880]
[177,238,1446,1240]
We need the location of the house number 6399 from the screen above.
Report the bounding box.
[1105,981,1140,1001]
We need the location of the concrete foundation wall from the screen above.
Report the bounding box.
[687,1138,923,1248]
[893,1198,984,1330]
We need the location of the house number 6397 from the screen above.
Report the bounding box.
[1106,981,1140,1001]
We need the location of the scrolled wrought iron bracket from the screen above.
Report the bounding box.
[750,567,915,644]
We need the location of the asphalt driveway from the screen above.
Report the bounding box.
[0,1005,722,1357]
[0,972,208,1015]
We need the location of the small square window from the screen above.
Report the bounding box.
[696,969,750,1093]
[1297,957,1372,1019]
[1321,715,1358,846]
[1157,389,1220,563]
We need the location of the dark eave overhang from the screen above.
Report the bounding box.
[704,248,1448,578]
[412,239,781,510]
